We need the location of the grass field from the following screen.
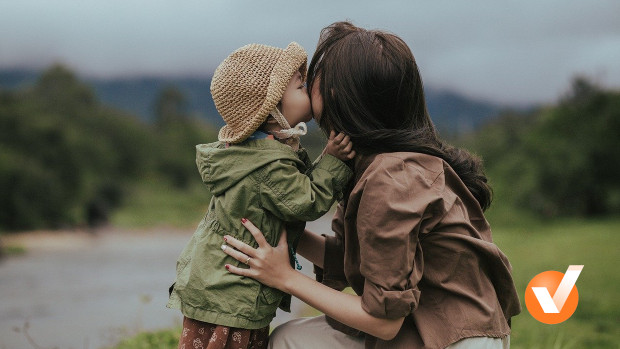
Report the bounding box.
[108,181,619,348]
[490,216,620,349]
[110,176,210,229]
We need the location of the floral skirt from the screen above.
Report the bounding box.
[178,316,269,349]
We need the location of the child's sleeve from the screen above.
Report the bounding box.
[256,154,352,222]
[295,147,314,172]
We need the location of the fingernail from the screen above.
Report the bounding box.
[223,237,227,242]
[221,245,227,251]
[225,265,230,270]
[241,218,248,223]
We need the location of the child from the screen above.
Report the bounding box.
[167,42,355,349]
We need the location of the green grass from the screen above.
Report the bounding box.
[1,244,27,256]
[104,327,181,349]
[111,176,210,229]
[491,217,620,349]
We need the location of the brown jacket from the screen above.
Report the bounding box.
[316,152,521,349]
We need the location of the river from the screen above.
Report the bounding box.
[0,218,330,349]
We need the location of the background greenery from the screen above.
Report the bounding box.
[0,65,219,231]
[459,77,620,218]
[1,65,618,347]
[2,67,618,232]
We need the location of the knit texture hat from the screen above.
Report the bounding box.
[211,42,307,144]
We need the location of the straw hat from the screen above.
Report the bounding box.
[211,42,307,143]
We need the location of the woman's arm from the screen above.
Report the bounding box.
[296,229,325,268]
[282,267,404,340]
[221,220,404,341]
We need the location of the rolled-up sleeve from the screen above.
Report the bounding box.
[357,157,442,319]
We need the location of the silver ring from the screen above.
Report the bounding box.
[245,256,251,265]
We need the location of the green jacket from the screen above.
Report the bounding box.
[167,137,352,329]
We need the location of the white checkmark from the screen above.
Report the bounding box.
[532,265,583,313]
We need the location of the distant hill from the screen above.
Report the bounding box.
[0,68,516,134]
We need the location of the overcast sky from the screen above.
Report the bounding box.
[1,0,619,105]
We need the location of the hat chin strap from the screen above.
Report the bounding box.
[269,107,307,151]
[277,122,308,137]
[269,107,308,139]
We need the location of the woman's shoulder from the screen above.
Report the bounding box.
[360,152,445,184]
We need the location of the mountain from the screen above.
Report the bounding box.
[0,68,514,133]
[0,69,39,90]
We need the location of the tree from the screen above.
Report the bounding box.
[466,76,620,218]
[154,86,188,128]
[0,65,155,230]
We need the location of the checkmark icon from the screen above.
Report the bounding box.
[531,265,583,313]
[525,265,584,324]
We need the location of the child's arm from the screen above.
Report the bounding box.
[256,149,353,222]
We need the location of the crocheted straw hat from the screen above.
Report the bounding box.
[211,42,307,143]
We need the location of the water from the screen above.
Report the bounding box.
[0,218,329,349]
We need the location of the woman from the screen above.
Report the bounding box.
[221,21,521,349]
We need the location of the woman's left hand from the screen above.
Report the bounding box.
[221,218,295,291]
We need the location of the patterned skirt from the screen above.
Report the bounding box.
[178,316,269,349]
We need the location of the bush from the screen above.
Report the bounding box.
[461,77,620,218]
[0,65,218,230]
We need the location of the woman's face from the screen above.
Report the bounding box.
[309,78,324,124]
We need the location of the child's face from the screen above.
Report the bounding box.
[280,71,312,127]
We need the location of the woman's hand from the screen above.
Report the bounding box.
[221,218,296,291]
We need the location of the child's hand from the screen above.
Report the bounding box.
[324,131,356,161]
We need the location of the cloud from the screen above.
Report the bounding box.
[1,0,619,104]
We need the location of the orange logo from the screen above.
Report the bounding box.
[525,265,583,324]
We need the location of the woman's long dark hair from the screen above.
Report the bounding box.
[308,21,492,211]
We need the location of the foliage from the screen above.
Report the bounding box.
[460,77,620,218]
[153,86,218,189]
[4,66,617,230]
[106,327,181,349]
[0,65,217,231]
[110,175,209,229]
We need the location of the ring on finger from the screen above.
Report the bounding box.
[245,256,251,265]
